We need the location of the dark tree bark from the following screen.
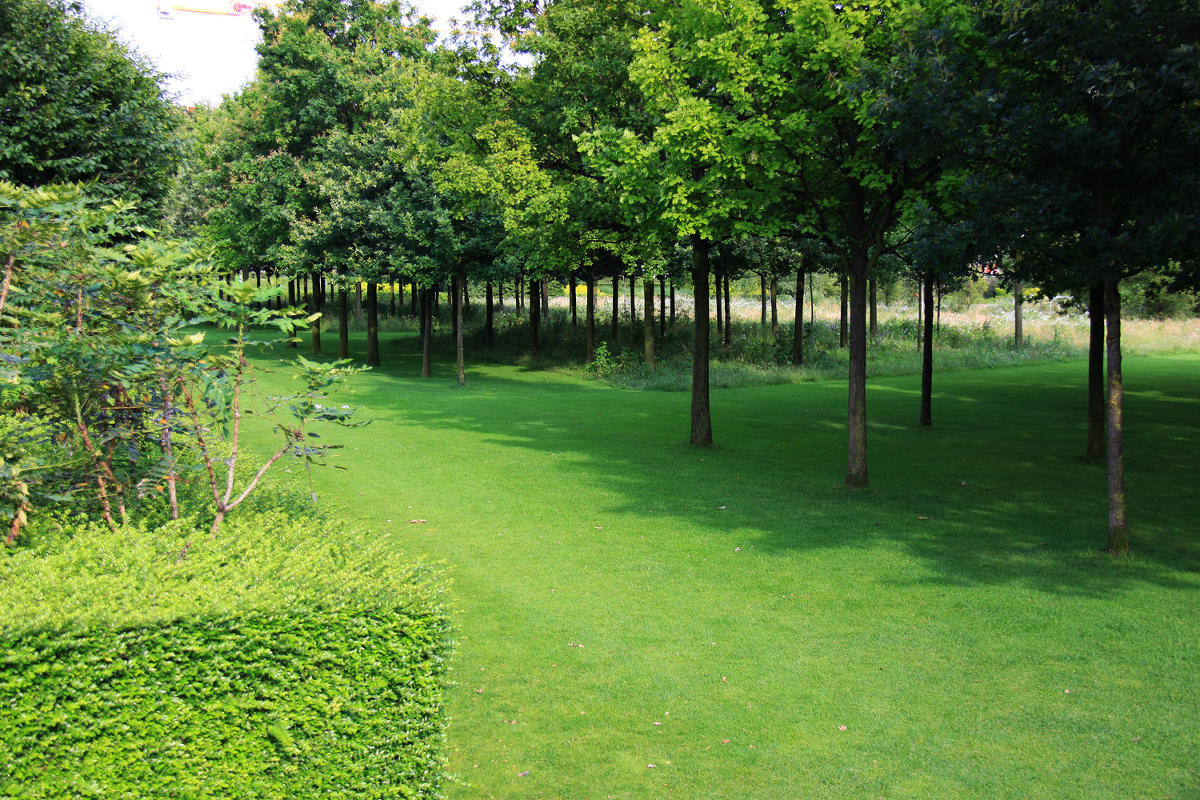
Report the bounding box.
[433,283,440,318]
[630,275,637,324]
[586,275,596,362]
[338,278,350,359]
[485,281,495,349]
[530,278,541,356]
[420,288,432,378]
[309,271,322,354]
[463,279,470,313]
[1087,283,1105,459]
[869,278,878,339]
[714,266,723,338]
[1105,278,1128,555]
[916,276,923,353]
[392,279,398,315]
[724,272,732,349]
[454,269,465,387]
[846,261,869,488]
[792,265,805,365]
[1013,280,1024,348]
[690,234,713,446]
[288,277,296,307]
[355,282,363,324]
[669,278,675,324]
[839,274,849,349]
[770,275,778,341]
[497,280,504,311]
[643,278,656,370]
[366,283,380,367]
[761,273,768,325]
[541,278,550,321]
[410,282,417,316]
[570,275,577,326]
[611,275,620,345]
[920,271,934,427]
[659,274,666,337]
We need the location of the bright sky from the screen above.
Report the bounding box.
[80,0,474,106]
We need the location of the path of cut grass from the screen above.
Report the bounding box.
[246,336,1199,800]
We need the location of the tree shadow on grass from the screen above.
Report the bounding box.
[276,336,1200,598]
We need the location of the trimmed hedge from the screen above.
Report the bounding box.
[0,514,449,799]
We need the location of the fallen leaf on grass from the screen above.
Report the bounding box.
[408,519,427,524]
[838,725,848,731]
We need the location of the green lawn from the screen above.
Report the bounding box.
[246,336,1200,800]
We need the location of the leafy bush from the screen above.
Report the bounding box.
[0,511,449,799]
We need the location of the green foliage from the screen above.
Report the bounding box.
[0,0,179,219]
[0,510,448,799]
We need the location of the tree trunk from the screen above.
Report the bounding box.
[916,276,923,353]
[846,263,869,488]
[288,278,296,307]
[570,275,577,326]
[611,276,620,345]
[309,272,322,354]
[643,278,656,370]
[366,283,380,367]
[463,278,470,313]
[410,282,417,316]
[541,278,550,321]
[714,267,723,337]
[393,279,399,315]
[1013,280,1024,348]
[421,288,432,378]
[433,283,440,318]
[770,275,778,341]
[338,279,350,359]
[1105,278,1128,555]
[485,281,495,349]
[630,276,637,324]
[530,278,541,356]
[920,270,934,427]
[792,266,805,365]
[659,275,666,337]
[724,272,732,349]
[497,280,504,312]
[869,278,878,339]
[1086,283,1105,459]
[669,278,675,324]
[355,282,363,324]
[839,274,848,349]
[690,234,713,447]
[454,269,465,387]
[586,276,596,362]
[761,273,768,325]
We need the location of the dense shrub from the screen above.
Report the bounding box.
[0,512,448,799]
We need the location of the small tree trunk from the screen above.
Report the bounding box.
[392,279,398,314]
[846,262,869,488]
[586,275,596,362]
[770,275,778,341]
[463,279,470,313]
[433,283,440,318]
[669,278,675,324]
[869,278,878,339]
[1086,283,1104,459]
[714,267,723,337]
[355,282,363,324]
[724,272,732,349]
[530,278,540,356]
[366,283,380,367]
[630,276,637,324]
[916,276,923,353]
[1014,280,1024,348]
[920,270,934,427]
[485,281,495,349]
[288,278,296,307]
[310,272,322,354]
[792,266,805,365]
[936,284,942,335]
[611,276,620,345]
[839,274,848,349]
[498,280,504,311]
[659,275,666,337]
[570,275,577,326]
[338,280,350,359]
[421,288,432,378]
[761,273,768,325]
[1105,278,1128,555]
[643,278,656,370]
[410,282,417,316]
[690,234,713,447]
[541,278,550,321]
[455,269,465,387]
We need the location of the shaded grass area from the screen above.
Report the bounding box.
[244,332,1200,800]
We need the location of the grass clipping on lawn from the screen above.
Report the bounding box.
[0,512,449,800]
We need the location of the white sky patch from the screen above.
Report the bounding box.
[81,0,476,106]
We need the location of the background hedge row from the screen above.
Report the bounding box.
[0,513,449,799]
